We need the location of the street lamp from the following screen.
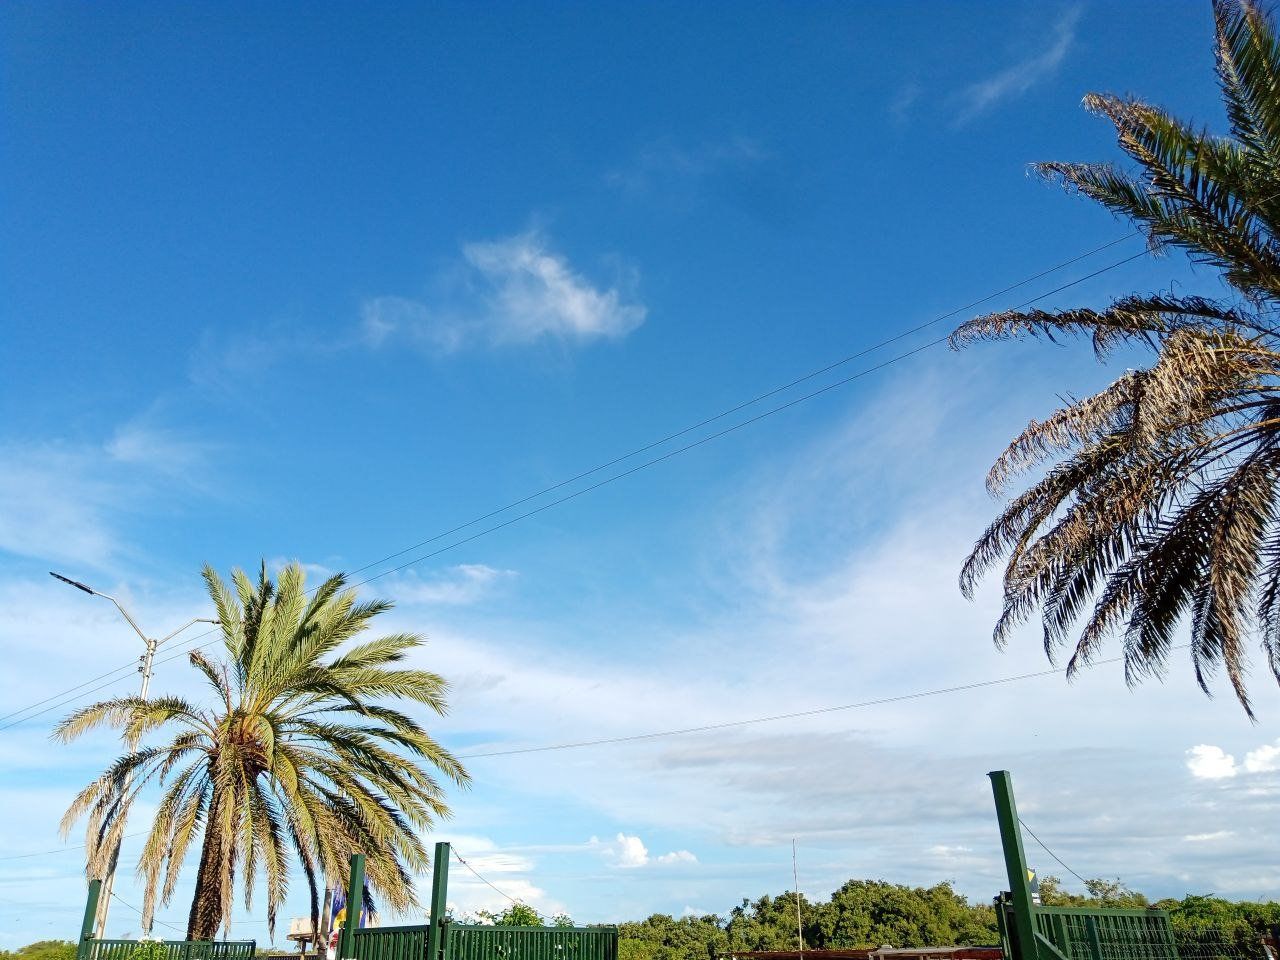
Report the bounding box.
[50,571,219,937]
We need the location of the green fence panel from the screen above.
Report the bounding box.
[82,940,256,960]
[444,925,617,960]
[352,924,432,960]
[345,920,618,960]
[1026,906,1178,960]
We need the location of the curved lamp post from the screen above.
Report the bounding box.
[50,571,219,937]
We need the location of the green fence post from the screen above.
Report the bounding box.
[1084,916,1103,960]
[990,771,1039,960]
[339,854,366,960]
[78,880,103,960]
[427,843,451,960]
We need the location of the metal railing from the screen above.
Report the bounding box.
[79,940,257,960]
[352,925,432,960]
[1033,905,1177,960]
[445,924,618,960]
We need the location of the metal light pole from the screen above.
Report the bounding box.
[51,572,219,938]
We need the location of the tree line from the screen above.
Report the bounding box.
[615,878,1280,960]
[5,876,1277,960]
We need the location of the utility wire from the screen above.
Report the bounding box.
[453,651,1147,760]
[1017,817,1091,886]
[0,831,150,862]
[0,660,144,725]
[338,232,1138,583]
[451,848,544,919]
[0,240,1147,733]
[109,891,185,935]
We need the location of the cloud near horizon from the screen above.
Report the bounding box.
[1187,739,1280,779]
[362,232,646,354]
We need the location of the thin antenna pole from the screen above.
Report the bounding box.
[792,839,805,958]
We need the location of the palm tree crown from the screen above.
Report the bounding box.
[952,0,1280,715]
[57,562,469,939]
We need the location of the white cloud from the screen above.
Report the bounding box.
[1183,831,1232,843]
[418,834,566,919]
[954,6,1081,124]
[598,833,649,868]
[464,234,645,343]
[362,232,645,354]
[0,425,212,568]
[1183,740,1280,779]
[1244,740,1280,774]
[383,564,517,606]
[1186,745,1238,780]
[589,834,694,869]
[655,850,698,866]
[606,137,766,196]
[361,296,466,354]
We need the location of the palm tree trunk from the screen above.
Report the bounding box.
[186,817,226,940]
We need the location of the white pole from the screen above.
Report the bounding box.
[50,573,216,939]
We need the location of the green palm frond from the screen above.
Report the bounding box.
[60,561,468,939]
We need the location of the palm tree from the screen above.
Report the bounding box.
[952,0,1280,715]
[57,562,469,940]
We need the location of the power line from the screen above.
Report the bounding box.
[338,232,1138,583]
[109,891,185,935]
[0,660,143,726]
[451,848,544,920]
[1018,818,1090,886]
[0,662,1090,862]
[0,240,1147,733]
[453,655,1136,760]
[0,830,150,863]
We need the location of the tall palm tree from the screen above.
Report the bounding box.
[952,0,1280,715]
[57,562,468,939]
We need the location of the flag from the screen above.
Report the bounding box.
[330,888,368,929]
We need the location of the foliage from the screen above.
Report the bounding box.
[0,942,78,960]
[475,904,548,927]
[619,913,728,960]
[618,880,999,960]
[809,880,998,948]
[950,0,1280,715]
[1038,875,1149,908]
[56,563,469,941]
[1160,894,1280,956]
[127,942,169,960]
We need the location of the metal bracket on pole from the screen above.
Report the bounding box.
[989,771,1039,960]
[427,843,451,960]
[340,854,366,960]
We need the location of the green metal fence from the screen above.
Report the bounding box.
[339,846,617,960]
[1032,905,1177,960]
[445,924,617,960]
[352,924,432,960]
[80,941,257,960]
[73,880,255,960]
[990,773,1183,960]
[348,919,617,960]
[348,916,616,960]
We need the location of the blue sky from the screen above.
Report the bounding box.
[2,0,1278,947]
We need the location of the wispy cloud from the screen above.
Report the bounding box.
[0,424,212,568]
[606,136,766,196]
[889,83,921,126]
[382,564,517,607]
[954,5,1082,124]
[363,231,646,355]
